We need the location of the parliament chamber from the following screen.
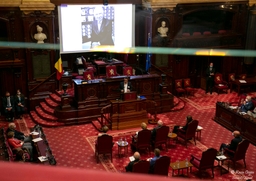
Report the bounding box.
[0,0,256,179]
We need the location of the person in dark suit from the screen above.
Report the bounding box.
[239,95,254,113]
[6,123,31,143]
[14,89,25,119]
[205,62,215,94]
[172,115,193,133]
[151,120,163,142]
[119,77,132,93]
[125,152,140,172]
[91,6,114,48]
[219,130,242,152]
[2,91,15,121]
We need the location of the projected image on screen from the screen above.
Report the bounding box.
[81,6,114,49]
[59,4,134,54]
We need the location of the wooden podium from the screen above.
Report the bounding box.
[121,91,137,101]
[110,94,148,130]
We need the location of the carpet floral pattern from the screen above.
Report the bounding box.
[0,89,256,180]
[181,89,241,110]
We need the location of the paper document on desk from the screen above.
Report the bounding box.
[38,156,48,162]
[32,137,43,142]
[30,131,39,135]
[229,106,238,109]
[216,155,227,160]
[239,80,247,83]
[129,156,135,162]
[197,126,203,130]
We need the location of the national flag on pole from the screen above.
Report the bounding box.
[54,57,64,80]
[145,33,151,72]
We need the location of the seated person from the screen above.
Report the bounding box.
[125,152,140,172]
[6,123,31,143]
[119,77,132,93]
[98,125,109,136]
[219,130,242,154]
[248,107,256,118]
[149,148,161,173]
[2,91,15,121]
[7,131,33,161]
[151,120,163,142]
[16,149,30,162]
[96,125,114,146]
[132,122,147,143]
[131,122,148,151]
[14,89,25,119]
[239,96,254,113]
[172,115,193,133]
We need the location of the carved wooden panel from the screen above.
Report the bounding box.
[32,53,51,79]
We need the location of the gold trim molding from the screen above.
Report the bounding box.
[143,0,253,11]
[249,0,256,7]
[0,0,55,14]
[20,0,55,14]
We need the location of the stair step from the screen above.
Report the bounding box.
[45,97,59,109]
[30,111,64,127]
[40,102,55,115]
[50,93,61,104]
[35,106,58,122]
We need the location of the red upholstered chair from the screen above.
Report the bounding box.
[183,78,194,97]
[132,160,150,173]
[228,73,236,90]
[193,32,201,36]
[123,66,133,76]
[131,129,151,153]
[182,33,190,36]
[218,30,227,34]
[153,125,169,151]
[106,65,119,78]
[190,148,218,178]
[239,74,247,80]
[177,120,198,147]
[81,56,96,74]
[83,70,94,81]
[95,134,113,163]
[203,31,211,35]
[228,73,235,82]
[214,73,229,94]
[224,139,250,171]
[152,156,171,176]
[175,79,186,97]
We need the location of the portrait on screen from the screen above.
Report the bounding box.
[59,4,134,53]
[81,6,115,49]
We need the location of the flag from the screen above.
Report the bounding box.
[54,57,64,80]
[145,33,151,72]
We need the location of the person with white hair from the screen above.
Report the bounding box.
[125,151,140,172]
[6,123,31,142]
[91,6,114,48]
[239,95,254,113]
[151,120,163,141]
[219,130,242,152]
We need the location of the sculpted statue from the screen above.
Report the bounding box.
[158,21,168,37]
[34,25,47,44]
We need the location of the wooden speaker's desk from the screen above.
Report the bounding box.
[110,97,148,130]
[214,102,256,146]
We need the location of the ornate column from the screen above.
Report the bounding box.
[19,0,56,81]
[244,2,256,72]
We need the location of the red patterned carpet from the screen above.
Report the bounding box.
[0,90,256,180]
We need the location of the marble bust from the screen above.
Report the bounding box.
[34,25,47,43]
[158,21,168,37]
